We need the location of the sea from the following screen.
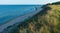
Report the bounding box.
[0,5,42,25]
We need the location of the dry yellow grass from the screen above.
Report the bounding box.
[18,5,60,33]
[8,4,60,33]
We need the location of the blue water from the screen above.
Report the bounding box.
[0,5,42,24]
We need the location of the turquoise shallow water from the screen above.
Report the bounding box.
[0,5,42,24]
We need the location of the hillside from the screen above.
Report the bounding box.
[2,2,60,33]
[18,5,60,33]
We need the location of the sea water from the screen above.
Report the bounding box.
[0,5,42,25]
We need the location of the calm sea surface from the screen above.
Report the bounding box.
[0,5,42,24]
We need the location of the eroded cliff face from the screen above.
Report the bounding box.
[2,3,60,33]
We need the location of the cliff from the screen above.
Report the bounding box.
[1,2,60,33]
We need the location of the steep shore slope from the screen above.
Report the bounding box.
[17,3,60,33]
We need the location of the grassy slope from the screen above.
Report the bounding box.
[10,5,60,33]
